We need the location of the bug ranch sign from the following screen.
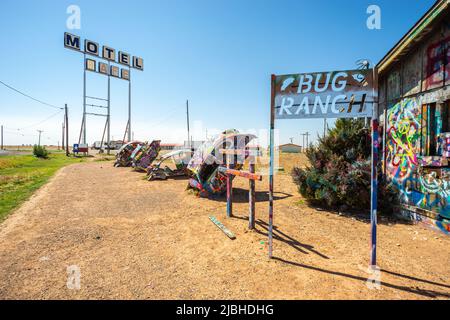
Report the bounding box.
[268,68,379,267]
[275,69,374,119]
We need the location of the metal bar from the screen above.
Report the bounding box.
[86,96,108,101]
[122,120,129,144]
[268,74,276,259]
[218,167,262,181]
[249,163,256,230]
[85,112,108,117]
[78,115,84,145]
[128,66,131,143]
[370,67,379,267]
[209,216,236,240]
[100,117,108,153]
[86,103,108,108]
[107,61,111,155]
[83,54,87,144]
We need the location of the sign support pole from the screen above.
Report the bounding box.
[107,62,111,155]
[370,67,379,267]
[83,54,87,145]
[268,74,276,259]
[128,66,131,143]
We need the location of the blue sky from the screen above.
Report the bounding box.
[0,0,436,146]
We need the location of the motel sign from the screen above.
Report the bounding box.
[64,32,144,149]
[64,32,144,79]
[274,69,375,120]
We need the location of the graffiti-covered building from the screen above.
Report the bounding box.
[377,0,450,235]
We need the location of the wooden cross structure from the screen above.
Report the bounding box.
[218,147,262,229]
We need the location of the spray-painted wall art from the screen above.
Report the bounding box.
[381,18,450,235]
[424,35,450,91]
[386,98,450,234]
[386,98,421,189]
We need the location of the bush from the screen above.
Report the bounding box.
[33,145,49,159]
[291,118,397,215]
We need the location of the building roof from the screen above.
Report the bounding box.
[278,143,302,148]
[377,0,449,75]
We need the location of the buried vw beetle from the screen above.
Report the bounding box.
[132,140,161,172]
[147,149,192,180]
[114,141,143,167]
[187,129,256,197]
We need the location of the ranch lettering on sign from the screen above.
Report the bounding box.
[275,69,375,119]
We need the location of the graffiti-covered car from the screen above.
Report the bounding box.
[132,140,161,172]
[114,141,142,167]
[187,129,256,197]
[147,149,192,180]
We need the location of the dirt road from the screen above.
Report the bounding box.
[0,161,449,299]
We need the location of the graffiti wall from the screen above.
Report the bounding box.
[424,35,450,91]
[380,20,449,110]
[386,98,450,235]
[386,98,421,200]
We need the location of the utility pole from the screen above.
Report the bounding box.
[65,104,69,156]
[1,125,3,150]
[324,118,327,137]
[305,132,310,148]
[301,133,305,151]
[186,100,191,150]
[37,130,43,146]
[62,122,65,151]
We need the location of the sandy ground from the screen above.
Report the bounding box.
[0,159,449,300]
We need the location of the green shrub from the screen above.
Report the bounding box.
[291,118,397,215]
[33,145,49,159]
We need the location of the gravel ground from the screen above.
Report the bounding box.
[0,161,449,299]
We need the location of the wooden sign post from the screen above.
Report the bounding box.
[218,149,262,230]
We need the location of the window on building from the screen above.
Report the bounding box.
[421,101,450,157]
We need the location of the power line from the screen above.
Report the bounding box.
[3,129,38,137]
[4,109,63,132]
[132,106,181,137]
[0,79,63,110]
[19,110,63,130]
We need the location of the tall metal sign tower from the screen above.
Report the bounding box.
[64,33,144,153]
